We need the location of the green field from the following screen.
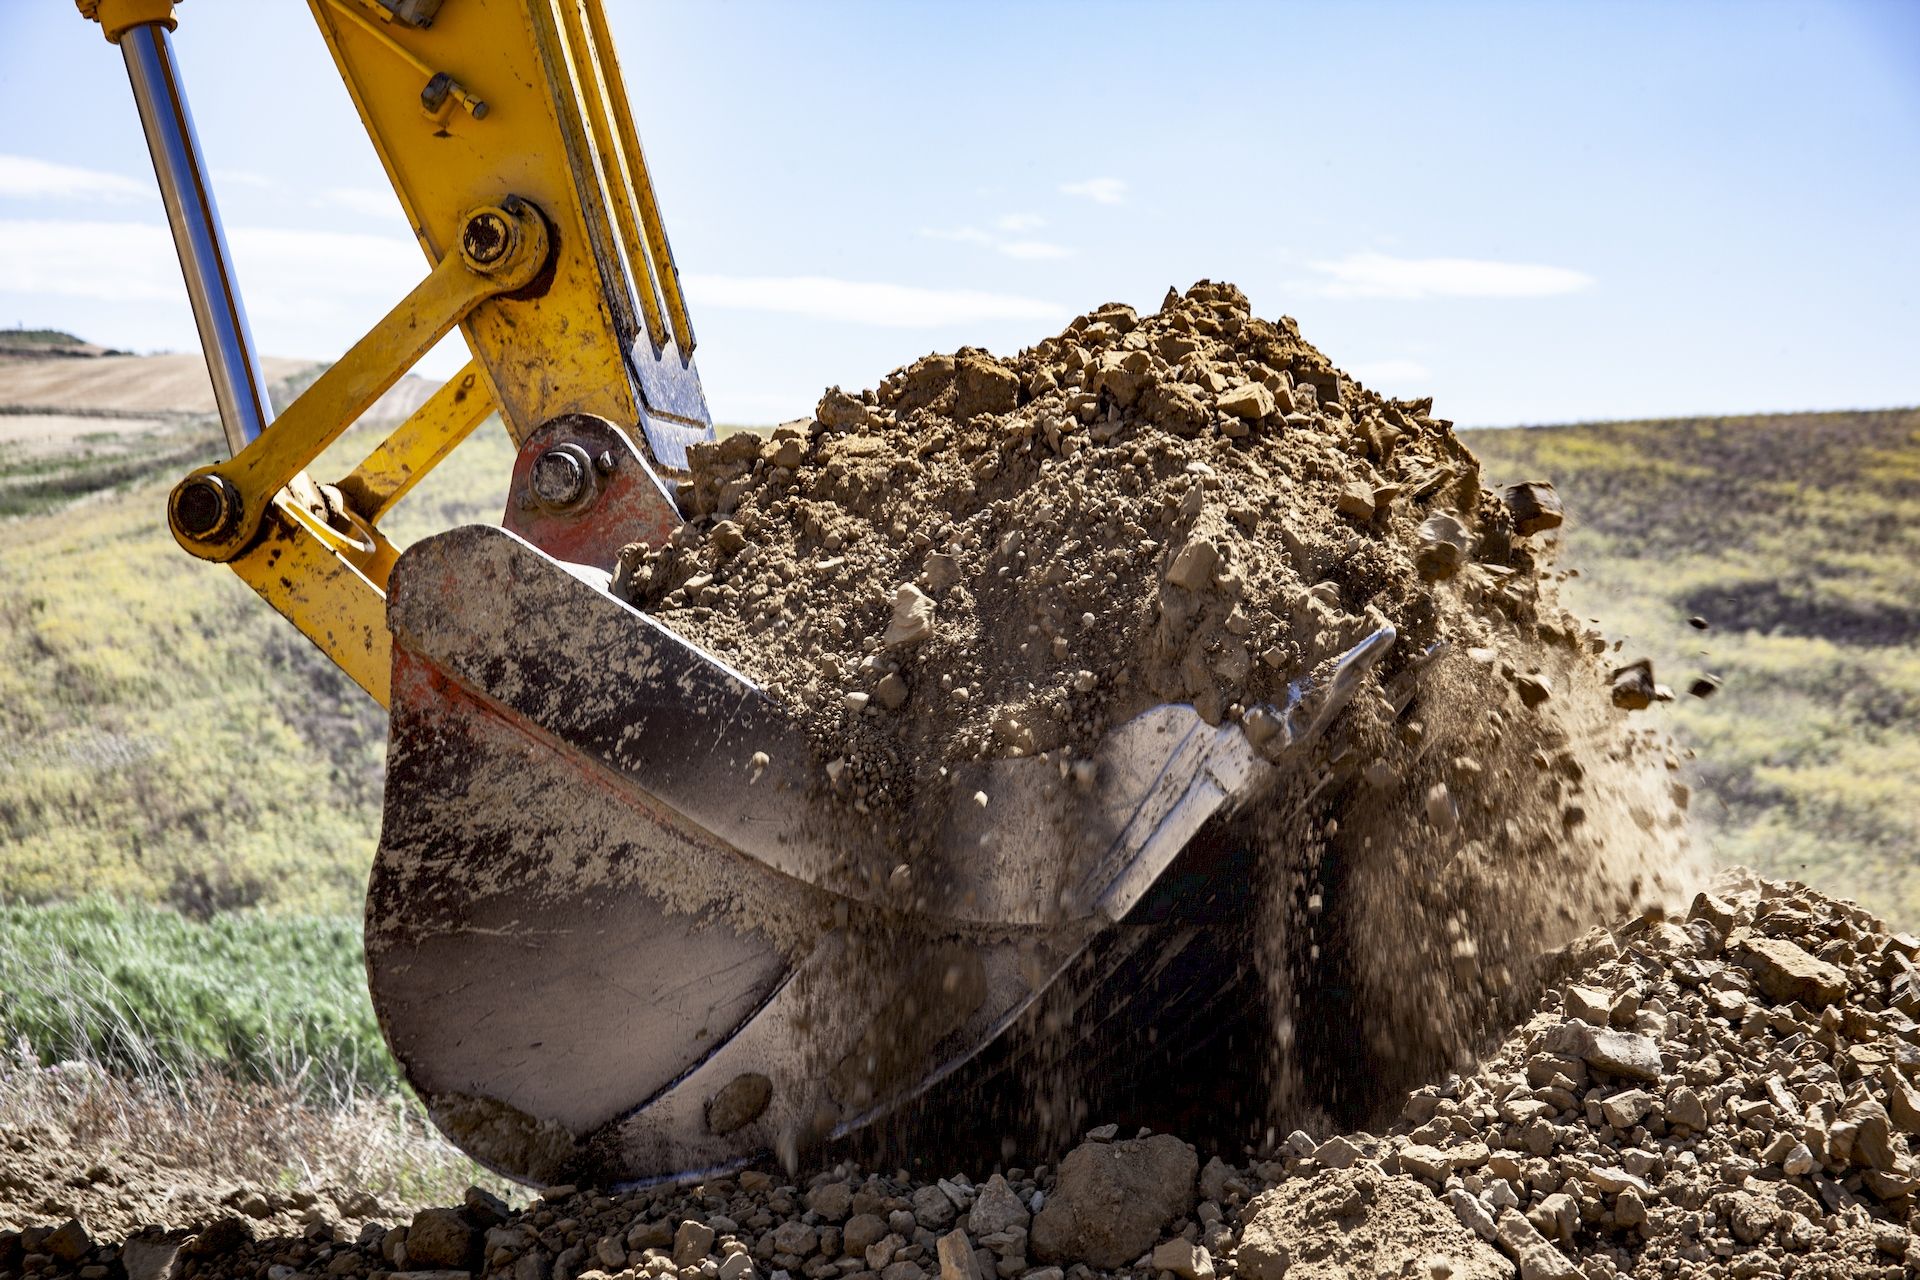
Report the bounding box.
[0,403,512,916]
[1466,407,1920,926]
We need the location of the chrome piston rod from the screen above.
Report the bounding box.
[119,21,273,454]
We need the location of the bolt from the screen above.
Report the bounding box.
[595,449,617,475]
[529,447,588,508]
[461,210,511,266]
[173,475,232,540]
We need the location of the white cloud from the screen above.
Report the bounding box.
[320,186,398,218]
[0,154,150,203]
[0,219,422,307]
[211,168,277,190]
[1308,252,1593,300]
[922,225,1072,261]
[1348,358,1433,384]
[998,239,1072,261]
[994,212,1046,233]
[1059,177,1127,205]
[682,273,1063,328]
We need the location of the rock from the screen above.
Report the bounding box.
[1030,1135,1197,1268]
[1724,1193,1776,1245]
[1565,985,1611,1027]
[1424,783,1458,832]
[1545,1021,1662,1081]
[883,584,938,648]
[1688,674,1721,699]
[122,1235,189,1280]
[1666,1085,1709,1132]
[807,1182,855,1223]
[1198,1157,1233,1204]
[1614,1188,1647,1229]
[1609,659,1661,711]
[842,1216,889,1257]
[874,671,909,710]
[1502,482,1564,536]
[1738,935,1848,1007]
[1599,1089,1655,1129]
[882,1261,929,1280]
[1885,1069,1920,1134]
[674,1221,718,1267]
[1583,1166,1650,1196]
[1493,1210,1580,1280]
[183,1218,253,1259]
[967,1176,1031,1237]
[1149,1238,1214,1280]
[954,356,1020,420]
[407,1210,478,1270]
[1089,350,1154,408]
[1414,513,1471,580]
[1398,1145,1451,1182]
[1515,672,1553,708]
[936,1231,983,1280]
[913,1185,958,1230]
[1216,383,1275,421]
[773,1221,819,1257]
[1312,1135,1361,1170]
[816,387,873,431]
[1237,1168,1509,1280]
[464,1185,511,1230]
[1165,537,1222,591]
[1446,1189,1497,1241]
[1688,892,1740,934]
[1851,1101,1898,1170]
[1336,480,1377,521]
[42,1220,92,1265]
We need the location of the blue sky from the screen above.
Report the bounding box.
[2,1,1915,426]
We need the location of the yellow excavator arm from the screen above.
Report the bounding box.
[79,0,711,705]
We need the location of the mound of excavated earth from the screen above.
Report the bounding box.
[7,876,1916,1280]
[617,281,1697,1127]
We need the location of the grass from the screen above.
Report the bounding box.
[0,895,517,1208]
[0,406,512,916]
[1,1056,504,1209]
[0,896,389,1095]
[1465,407,1920,927]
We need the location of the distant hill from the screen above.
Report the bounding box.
[0,351,508,912]
[1466,408,1920,927]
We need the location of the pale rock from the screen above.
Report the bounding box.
[967,1176,1031,1237]
[1666,1086,1709,1132]
[1565,985,1611,1027]
[1165,537,1222,591]
[936,1231,982,1280]
[1148,1238,1214,1280]
[1029,1135,1196,1268]
[1738,935,1847,1008]
[1599,1089,1655,1130]
[1493,1209,1580,1280]
[1544,1021,1662,1082]
[884,584,938,648]
[1216,383,1275,421]
[1446,1189,1497,1241]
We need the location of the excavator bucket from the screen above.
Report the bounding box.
[367,419,1400,1187]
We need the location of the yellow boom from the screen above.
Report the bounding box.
[79,0,712,705]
